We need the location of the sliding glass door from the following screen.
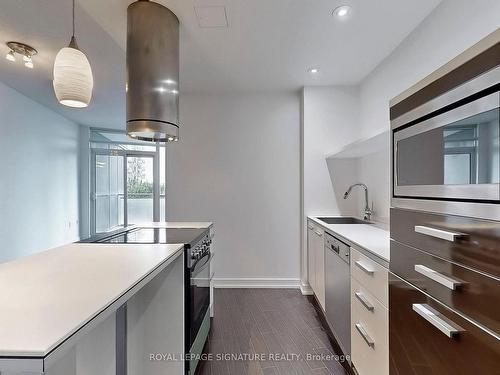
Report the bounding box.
[91,150,159,235]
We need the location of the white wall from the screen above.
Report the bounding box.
[356,149,390,224]
[359,0,500,139]
[352,0,500,222]
[0,82,80,263]
[166,92,301,284]
[301,86,360,288]
[300,0,500,289]
[302,87,360,217]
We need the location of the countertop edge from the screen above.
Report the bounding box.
[0,243,185,359]
[307,216,390,268]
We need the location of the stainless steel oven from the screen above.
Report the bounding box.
[391,65,500,219]
[185,232,213,375]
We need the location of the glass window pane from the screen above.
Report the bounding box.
[95,196,110,233]
[94,154,125,233]
[127,156,154,224]
[90,128,165,233]
[160,147,166,221]
[96,155,109,195]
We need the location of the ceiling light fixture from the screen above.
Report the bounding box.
[5,42,37,68]
[53,0,94,108]
[5,50,16,62]
[333,5,352,18]
[308,67,320,74]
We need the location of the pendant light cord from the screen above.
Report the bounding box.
[72,0,75,37]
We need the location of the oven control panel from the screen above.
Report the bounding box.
[188,234,212,267]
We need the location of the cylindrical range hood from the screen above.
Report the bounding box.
[126,0,180,142]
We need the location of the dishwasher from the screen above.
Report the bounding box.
[325,231,351,358]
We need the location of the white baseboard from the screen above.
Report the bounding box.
[299,282,313,295]
[212,278,301,289]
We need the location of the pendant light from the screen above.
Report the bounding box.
[53,0,93,108]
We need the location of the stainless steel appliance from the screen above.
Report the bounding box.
[324,232,351,358]
[391,64,500,220]
[185,232,213,375]
[126,0,180,142]
[83,226,213,375]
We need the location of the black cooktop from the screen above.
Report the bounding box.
[81,227,207,247]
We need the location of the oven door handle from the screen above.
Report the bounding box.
[192,252,214,276]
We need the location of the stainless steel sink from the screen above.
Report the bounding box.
[316,217,372,225]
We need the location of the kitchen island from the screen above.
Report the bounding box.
[0,222,212,375]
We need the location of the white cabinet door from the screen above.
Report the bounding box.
[350,252,389,375]
[314,227,325,310]
[127,254,185,375]
[307,222,325,310]
[307,224,316,293]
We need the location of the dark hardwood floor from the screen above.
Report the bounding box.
[195,288,349,375]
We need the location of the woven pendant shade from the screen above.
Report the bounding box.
[53,37,93,108]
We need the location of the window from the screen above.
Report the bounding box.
[89,129,167,234]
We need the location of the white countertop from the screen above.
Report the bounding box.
[308,216,390,263]
[0,242,184,357]
[142,221,213,229]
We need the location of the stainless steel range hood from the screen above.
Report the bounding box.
[126,0,179,142]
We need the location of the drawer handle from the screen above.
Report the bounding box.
[314,230,323,236]
[415,225,467,242]
[355,292,374,311]
[355,323,375,348]
[415,264,463,290]
[355,261,374,275]
[412,304,463,338]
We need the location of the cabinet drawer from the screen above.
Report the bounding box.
[389,273,500,375]
[351,278,389,375]
[391,208,500,278]
[351,248,388,307]
[391,240,500,335]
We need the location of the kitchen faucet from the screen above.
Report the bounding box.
[343,183,373,221]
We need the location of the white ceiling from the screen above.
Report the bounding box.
[0,0,442,128]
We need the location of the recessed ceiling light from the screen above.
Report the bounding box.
[308,68,320,74]
[333,5,351,18]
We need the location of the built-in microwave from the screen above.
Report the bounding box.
[392,66,500,204]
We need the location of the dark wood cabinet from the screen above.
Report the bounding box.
[389,33,500,374]
[391,208,500,278]
[389,41,500,120]
[389,273,500,375]
[390,239,500,335]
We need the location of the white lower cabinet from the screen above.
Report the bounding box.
[307,224,316,293]
[307,221,325,309]
[44,313,116,375]
[127,254,185,375]
[350,250,389,375]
